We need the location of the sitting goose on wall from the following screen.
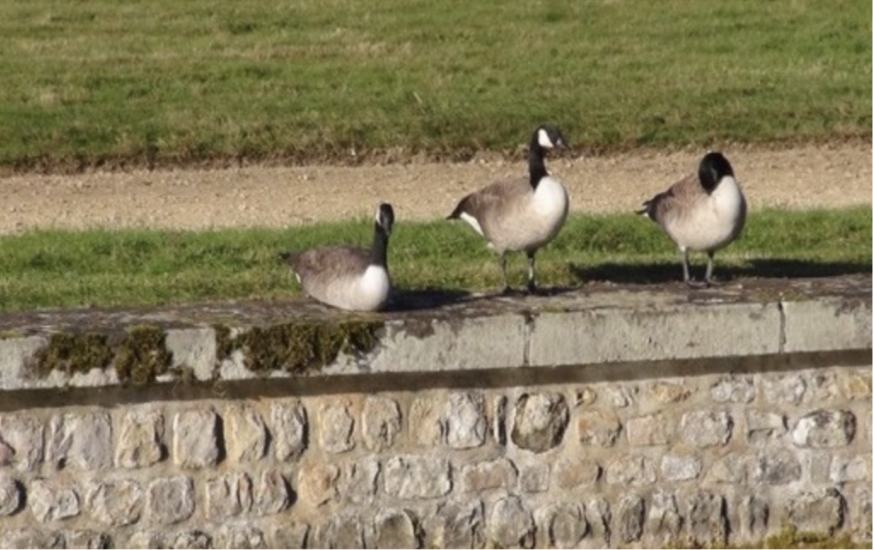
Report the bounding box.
[448,124,570,294]
[281,203,395,311]
[637,151,747,287]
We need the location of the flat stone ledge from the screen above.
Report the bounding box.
[0,274,869,391]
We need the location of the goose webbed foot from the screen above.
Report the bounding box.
[684,278,709,289]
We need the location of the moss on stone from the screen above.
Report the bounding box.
[113,325,173,386]
[213,323,234,364]
[232,320,383,373]
[34,332,114,377]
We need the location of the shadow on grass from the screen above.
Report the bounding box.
[571,258,873,285]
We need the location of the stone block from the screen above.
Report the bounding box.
[511,392,569,453]
[746,410,787,444]
[271,399,307,462]
[446,392,487,449]
[312,513,365,549]
[487,495,534,549]
[649,381,691,403]
[0,530,64,549]
[49,412,112,471]
[791,409,856,448]
[782,298,872,353]
[660,454,702,481]
[626,412,673,446]
[679,410,732,447]
[253,470,291,516]
[576,409,622,447]
[585,497,611,546]
[605,455,656,486]
[830,454,871,483]
[298,462,339,507]
[384,456,451,499]
[750,448,802,485]
[340,458,380,505]
[29,479,80,522]
[372,509,421,549]
[409,396,446,447]
[763,374,807,404]
[459,458,516,493]
[362,396,402,452]
[225,404,268,463]
[427,499,485,550]
[213,526,267,549]
[205,472,253,519]
[0,414,44,471]
[706,453,750,485]
[616,494,645,544]
[116,409,164,469]
[86,479,144,527]
[710,376,755,403]
[0,472,22,516]
[164,327,217,381]
[737,494,770,541]
[684,491,727,546]
[554,457,600,489]
[646,491,682,545]
[147,476,194,525]
[841,371,872,400]
[266,523,309,549]
[536,503,586,549]
[173,409,220,469]
[65,530,111,549]
[318,402,355,454]
[788,487,845,534]
[519,462,550,493]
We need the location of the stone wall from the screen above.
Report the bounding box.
[0,275,870,548]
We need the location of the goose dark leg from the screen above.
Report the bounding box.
[704,251,717,286]
[682,248,706,288]
[526,251,537,294]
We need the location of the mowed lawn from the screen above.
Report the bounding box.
[0,0,870,168]
[0,208,869,313]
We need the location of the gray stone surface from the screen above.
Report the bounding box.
[205,472,253,519]
[788,488,845,534]
[362,396,402,452]
[213,526,267,549]
[312,512,365,549]
[428,499,485,550]
[116,409,165,469]
[0,529,64,549]
[605,455,656,486]
[0,472,22,516]
[173,409,220,469]
[616,494,645,544]
[148,476,194,525]
[764,374,807,404]
[0,415,44,471]
[782,298,872,353]
[384,456,451,499]
[266,523,309,549]
[86,479,144,527]
[49,412,113,471]
[511,392,569,453]
[0,336,46,391]
[253,470,291,515]
[164,328,217,382]
[792,409,856,448]
[737,494,770,540]
[750,448,802,485]
[459,458,516,493]
[679,410,732,447]
[271,400,307,462]
[585,497,612,546]
[626,412,672,446]
[372,509,420,549]
[318,402,355,454]
[224,404,267,463]
[537,503,586,549]
[29,479,79,522]
[519,462,550,493]
[746,410,787,444]
[340,458,380,505]
[685,491,727,546]
[487,495,534,549]
[646,491,682,545]
[660,454,702,481]
[408,396,446,447]
[830,454,871,482]
[65,530,112,549]
[446,392,487,449]
[576,409,622,447]
[297,462,339,507]
[710,376,755,403]
[554,457,600,489]
[649,381,691,403]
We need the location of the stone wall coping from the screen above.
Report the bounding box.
[0,274,869,392]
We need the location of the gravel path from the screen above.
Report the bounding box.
[0,142,869,234]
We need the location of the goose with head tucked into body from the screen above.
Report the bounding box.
[637,151,746,287]
[281,203,395,311]
[448,124,570,294]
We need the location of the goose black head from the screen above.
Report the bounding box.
[375,203,395,235]
[698,152,735,194]
[534,124,570,151]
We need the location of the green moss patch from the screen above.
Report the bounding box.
[225,320,383,374]
[33,332,114,378]
[113,325,172,385]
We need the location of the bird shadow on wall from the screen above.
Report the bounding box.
[570,258,872,285]
[387,288,475,311]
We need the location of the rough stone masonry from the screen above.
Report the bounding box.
[0,275,870,548]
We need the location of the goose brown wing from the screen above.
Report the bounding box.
[449,177,532,234]
[638,173,702,226]
[283,245,371,283]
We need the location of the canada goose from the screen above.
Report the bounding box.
[637,151,746,287]
[448,124,570,294]
[280,203,394,311]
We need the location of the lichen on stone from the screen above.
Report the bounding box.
[230,320,383,373]
[113,325,173,386]
[34,332,114,378]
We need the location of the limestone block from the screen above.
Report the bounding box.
[605,455,656,486]
[147,476,194,525]
[213,526,267,549]
[271,399,307,462]
[788,488,845,534]
[362,396,402,452]
[746,410,787,444]
[312,513,365,549]
[384,456,451,499]
[205,472,253,519]
[29,479,80,522]
[116,409,165,469]
[65,530,111,549]
[511,392,569,453]
[626,412,673,446]
[0,414,44,471]
[266,523,309,549]
[225,404,268,463]
[554,457,600,490]
[536,503,586,549]
[340,458,380,505]
[446,392,487,449]
[519,462,550,493]
[684,491,727,546]
[660,454,702,481]
[409,396,446,447]
[616,494,645,544]
[487,495,534,549]
[706,453,750,485]
[318,402,355,454]
[763,374,806,405]
[173,409,220,469]
[49,412,112,471]
[649,381,691,403]
[372,509,421,549]
[0,472,22,516]
[576,410,622,447]
[253,470,291,516]
[737,495,770,541]
[841,371,872,400]
[427,499,485,550]
[298,462,340,507]
[829,453,871,483]
[791,409,856,448]
[750,448,802,485]
[459,458,516,493]
[585,497,611,546]
[0,530,64,549]
[710,376,755,403]
[679,410,732,448]
[86,479,144,527]
[646,491,682,546]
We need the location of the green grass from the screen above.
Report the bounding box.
[0,207,869,313]
[0,0,870,169]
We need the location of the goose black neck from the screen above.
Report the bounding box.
[370,223,390,267]
[528,135,548,188]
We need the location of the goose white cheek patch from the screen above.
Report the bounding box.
[537,129,554,148]
[459,212,485,236]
